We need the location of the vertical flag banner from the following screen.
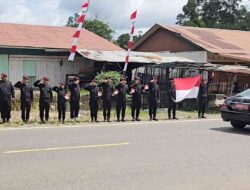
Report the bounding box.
[174,75,201,102]
[68,0,90,62]
[123,10,137,72]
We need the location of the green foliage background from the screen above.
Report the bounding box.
[176,0,250,31]
[66,14,114,41]
[95,71,121,87]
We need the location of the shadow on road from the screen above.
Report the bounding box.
[210,126,250,136]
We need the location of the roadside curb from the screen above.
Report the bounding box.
[0,119,222,131]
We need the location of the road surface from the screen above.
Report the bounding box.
[1,119,250,190]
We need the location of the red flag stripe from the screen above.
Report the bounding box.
[174,76,201,90]
[82,2,89,8]
[125,55,129,64]
[127,41,134,49]
[71,46,77,53]
[77,15,86,23]
[130,11,137,20]
[73,31,81,38]
[130,26,135,35]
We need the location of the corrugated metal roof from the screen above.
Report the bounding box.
[77,49,199,64]
[134,24,250,62]
[78,49,250,75]
[0,22,123,51]
[204,64,250,75]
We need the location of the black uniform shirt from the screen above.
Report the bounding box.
[14,81,33,102]
[115,83,128,102]
[130,83,143,101]
[34,80,53,103]
[52,86,67,104]
[100,83,113,101]
[168,85,176,102]
[198,79,213,98]
[84,84,99,102]
[0,80,15,102]
[68,82,80,102]
[148,82,160,102]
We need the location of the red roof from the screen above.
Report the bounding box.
[161,25,250,55]
[134,24,250,62]
[0,22,123,51]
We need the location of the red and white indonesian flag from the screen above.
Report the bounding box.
[174,75,201,102]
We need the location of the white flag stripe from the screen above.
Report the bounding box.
[127,49,131,55]
[176,87,199,102]
[68,53,76,62]
[81,7,88,13]
[123,63,128,71]
[129,35,134,41]
[72,38,79,46]
[77,22,84,31]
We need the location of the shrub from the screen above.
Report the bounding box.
[95,71,121,87]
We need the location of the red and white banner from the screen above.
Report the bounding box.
[68,0,90,62]
[123,10,137,72]
[174,75,201,102]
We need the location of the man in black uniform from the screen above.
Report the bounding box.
[0,73,15,123]
[198,72,214,119]
[53,83,67,124]
[84,79,100,122]
[115,77,128,122]
[168,78,178,120]
[130,77,143,121]
[147,76,160,121]
[68,76,81,121]
[99,77,113,122]
[34,76,53,124]
[14,76,33,123]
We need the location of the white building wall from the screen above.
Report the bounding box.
[9,55,94,86]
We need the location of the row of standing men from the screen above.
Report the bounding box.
[0,73,212,124]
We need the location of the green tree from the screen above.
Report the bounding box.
[176,0,250,30]
[66,14,115,41]
[176,0,204,27]
[116,33,142,49]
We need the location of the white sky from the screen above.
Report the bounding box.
[0,0,249,38]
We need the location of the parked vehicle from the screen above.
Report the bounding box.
[221,89,250,129]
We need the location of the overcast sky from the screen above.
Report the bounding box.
[0,0,249,38]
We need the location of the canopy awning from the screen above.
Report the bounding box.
[203,64,250,75]
[77,49,201,64]
[77,49,250,75]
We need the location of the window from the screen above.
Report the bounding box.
[0,54,9,75]
[237,89,250,97]
[23,61,37,86]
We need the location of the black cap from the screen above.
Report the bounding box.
[152,76,158,80]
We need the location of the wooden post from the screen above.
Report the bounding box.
[229,74,237,96]
[218,72,222,94]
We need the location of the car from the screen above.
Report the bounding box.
[221,89,250,129]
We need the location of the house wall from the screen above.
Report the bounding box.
[8,55,94,86]
[133,27,250,95]
[134,28,201,52]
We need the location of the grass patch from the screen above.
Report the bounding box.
[0,108,220,128]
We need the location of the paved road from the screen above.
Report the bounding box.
[1,119,250,190]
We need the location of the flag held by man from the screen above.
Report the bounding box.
[174,75,201,102]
